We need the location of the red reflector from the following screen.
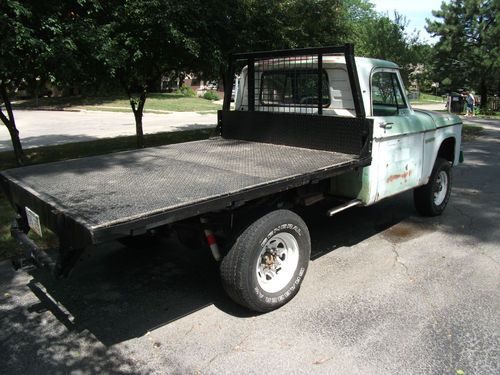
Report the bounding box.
[206,234,217,246]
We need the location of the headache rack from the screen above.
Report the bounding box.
[218,44,371,158]
[222,44,366,117]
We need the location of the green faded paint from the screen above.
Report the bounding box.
[331,167,372,203]
[356,166,373,202]
[332,107,457,204]
[356,57,398,70]
[373,111,435,137]
[413,109,461,128]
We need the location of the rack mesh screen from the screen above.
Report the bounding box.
[237,54,343,114]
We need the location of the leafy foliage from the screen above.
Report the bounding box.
[176,84,197,98]
[0,0,101,164]
[354,10,425,84]
[426,0,499,105]
[90,0,207,146]
[202,91,220,101]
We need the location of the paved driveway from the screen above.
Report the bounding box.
[0,119,498,374]
[0,110,217,151]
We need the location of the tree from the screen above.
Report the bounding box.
[91,0,206,148]
[188,0,349,91]
[426,0,499,106]
[354,11,423,84]
[0,0,45,165]
[192,0,428,97]
[405,43,435,93]
[0,0,97,165]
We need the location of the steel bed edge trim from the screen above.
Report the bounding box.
[90,156,371,244]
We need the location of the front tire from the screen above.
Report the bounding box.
[414,157,452,216]
[220,210,310,312]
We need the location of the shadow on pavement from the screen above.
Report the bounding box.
[21,194,418,347]
[0,122,215,151]
[0,134,99,151]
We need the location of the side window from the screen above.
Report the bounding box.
[371,71,407,116]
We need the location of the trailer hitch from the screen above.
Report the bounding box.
[10,219,84,278]
[11,219,56,272]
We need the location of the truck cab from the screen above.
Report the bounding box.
[234,54,462,208]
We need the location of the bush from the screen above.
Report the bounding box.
[175,84,196,97]
[202,90,220,101]
[475,106,498,117]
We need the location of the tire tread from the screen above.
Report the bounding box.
[220,210,310,312]
[414,157,452,216]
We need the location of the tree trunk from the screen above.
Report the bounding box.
[123,85,147,148]
[134,110,144,148]
[135,90,147,148]
[6,125,25,163]
[479,78,487,109]
[0,84,25,165]
[220,68,227,93]
[125,86,147,149]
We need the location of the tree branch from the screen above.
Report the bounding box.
[117,76,136,114]
[0,84,16,128]
[0,107,10,127]
[137,87,147,114]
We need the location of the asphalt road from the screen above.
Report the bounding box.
[0,119,499,374]
[0,110,217,151]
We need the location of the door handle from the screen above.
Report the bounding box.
[379,122,394,129]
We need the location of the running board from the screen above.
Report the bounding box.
[327,199,362,216]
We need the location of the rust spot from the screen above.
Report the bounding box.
[387,170,412,183]
[382,220,433,244]
[388,226,412,237]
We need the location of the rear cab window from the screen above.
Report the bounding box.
[260,70,330,108]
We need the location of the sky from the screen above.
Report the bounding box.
[370,0,446,42]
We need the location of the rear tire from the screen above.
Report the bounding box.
[414,157,452,216]
[220,210,310,312]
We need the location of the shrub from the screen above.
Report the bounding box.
[475,106,498,117]
[176,84,196,97]
[203,90,220,101]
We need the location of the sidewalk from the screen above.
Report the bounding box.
[411,102,446,111]
[0,110,216,151]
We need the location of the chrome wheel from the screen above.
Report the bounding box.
[434,170,448,206]
[256,233,300,294]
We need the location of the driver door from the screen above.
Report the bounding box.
[371,69,425,201]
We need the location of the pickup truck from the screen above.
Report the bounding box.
[0,45,462,312]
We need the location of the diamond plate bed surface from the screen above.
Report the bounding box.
[2,138,357,228]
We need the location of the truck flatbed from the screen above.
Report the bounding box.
[1,137,368,246]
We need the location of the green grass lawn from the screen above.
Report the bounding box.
[462,124,484,141]
[12,92,222,113]
[473,112,500,119]
[409,93,445,105]
[0,128,213,261]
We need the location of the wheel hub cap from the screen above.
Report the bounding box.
[256,233,299,294]
[433,171,448,206]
